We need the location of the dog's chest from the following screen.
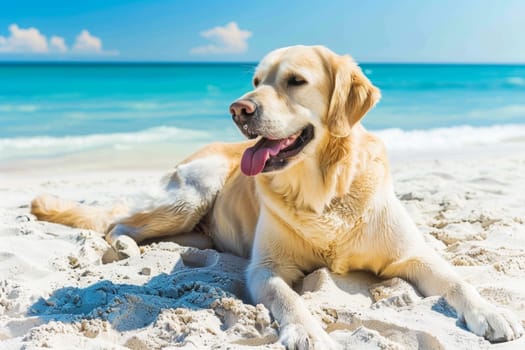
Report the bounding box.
[317,194,365,235]
[303,195,380,274]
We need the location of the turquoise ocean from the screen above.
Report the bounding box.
[1,63,525,164]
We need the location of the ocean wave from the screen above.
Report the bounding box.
[375,124,525,152]
[0,100,225,113]
[378,78,525,91]
[0,126,210,160]
[505,77,525,87]
[2,124,525,162]
[0,104,39,112]
[467,104,525,119]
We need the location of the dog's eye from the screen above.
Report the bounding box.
[253,78,260,87]
[287,76,307,87]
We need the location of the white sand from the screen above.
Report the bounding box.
[1,143,525,349]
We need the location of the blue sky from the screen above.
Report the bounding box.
[1,0,525,62]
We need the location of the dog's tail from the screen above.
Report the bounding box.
[30,194,128,233]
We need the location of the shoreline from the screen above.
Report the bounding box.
[2,137,525,175]
[3,122,525,174]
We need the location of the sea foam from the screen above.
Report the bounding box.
[0,126,209,161]
[505,77,525,87]
[375,124,525,152]
[1,124,525,162]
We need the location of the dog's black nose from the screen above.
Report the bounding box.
[230,99,257,125]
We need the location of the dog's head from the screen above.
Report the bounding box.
[230,45,380,176]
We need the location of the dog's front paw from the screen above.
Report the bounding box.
[464,302,524,342]
[280,324,310,350]
[279,324,339,350]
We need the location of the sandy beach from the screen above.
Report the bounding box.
[1,142,525,350]
[2,0,525,348]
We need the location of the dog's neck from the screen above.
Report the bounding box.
[255,127,365,214]
[255,124,390,216]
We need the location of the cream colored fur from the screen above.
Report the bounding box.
[31,45,523,349]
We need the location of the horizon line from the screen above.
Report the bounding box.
[1,60,525,66]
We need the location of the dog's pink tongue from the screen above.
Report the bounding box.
[241,138,284,176]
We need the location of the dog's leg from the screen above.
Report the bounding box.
[381,204,524,342]
[248,265,339,349]
[247,217,339,350]
[105,155,231,257]
[383,252,523,342]
[104,204,212,259]
[105,204,206,245]
[31,194,128,233]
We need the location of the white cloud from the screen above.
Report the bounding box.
[0,24,117,56]
[50,36,67,53]
[73,30,102,53]
[191,22,252,55]
[0,24,48,53]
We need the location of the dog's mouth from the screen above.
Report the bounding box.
[240,124,314,176]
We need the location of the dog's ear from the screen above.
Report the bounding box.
[327,55,381,137]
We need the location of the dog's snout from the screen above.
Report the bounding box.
[230,99,257,125]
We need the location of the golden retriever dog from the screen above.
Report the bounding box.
[31,45,523,349]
